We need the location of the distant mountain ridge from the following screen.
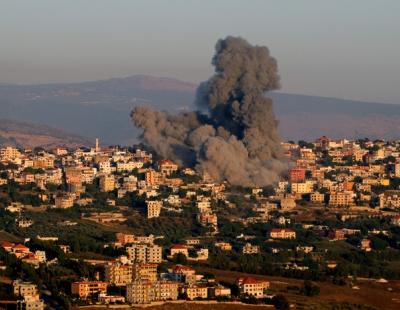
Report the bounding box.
[0,119,91,149]
[1,74,399,145]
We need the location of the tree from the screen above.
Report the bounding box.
[262,185,275,197]
[172,253,187,264]
[298,140,315,149]
[301,280,320,296]
[272,295,290,310]
[370,236,388,250]
[33,146,45,154]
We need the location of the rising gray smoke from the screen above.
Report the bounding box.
[131,36,288,186]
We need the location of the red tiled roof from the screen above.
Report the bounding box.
[13,244,29,250]
[173,265,194,272]
[171,244,187,249]
[158,159,176,165]
[237,277,267,285]
[270,228,295,233]
[0,241,14,248]
[72,281,108,285]
[23,253,36,259]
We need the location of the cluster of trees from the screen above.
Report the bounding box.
[0,180,44,206]
[0,247,101,308]
[126,213,207,245]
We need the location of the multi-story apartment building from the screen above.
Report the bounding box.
[17,294,45,310]
[55,194,75,209]
[157,160,178,176]
[0,146,21,160]
[98,160,112,174]
[289,168,306,183]
[145,169,161,186]
[126,280,178,304]
[280,197,296,210]
[236,277,269,298]
[126,244,162,263]
[196,200,211,212]
[116,161,143,172]
[167,265,196,283]
[310,192,325,203]
[71,282,108,298]
[379,190,400,209]
[395,163,400,177]
[329,191,355,207]
[153,281,179,301]
[183,285,208,300]
[105,262,133,286]
[126,280,153,304]
[99,175,115,192]
[115,233,154,246]
[291,182,313,194]
[170,245,189,258]
[197,212,218,227]
[146,200,162,219]
[133,263,158,282]
[33,155,54,169]
[13,280,38,298]
[81,167,97,184]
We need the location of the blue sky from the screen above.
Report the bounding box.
[1,0,399,103]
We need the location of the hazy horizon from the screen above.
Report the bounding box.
[1,0,399,104]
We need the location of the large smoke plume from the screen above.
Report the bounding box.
[132,36,288,186]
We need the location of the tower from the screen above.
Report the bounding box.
[95,138,100,153]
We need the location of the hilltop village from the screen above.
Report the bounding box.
[0,137,400,309]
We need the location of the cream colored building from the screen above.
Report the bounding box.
[145,169,161,186]
[126,280,178,304]
[158,160,178,175]
[117,161,143,172]
[147,200,162,219]
[13,280,38,298]
[33,155,54,169]
[291,182,313,194]
[280,197,296,210]
[17,295,45,310]
[242,243,260,254]
[329,191,355,207]
[270,228,296,239]
[71,282,108,299]
[183,285,208,300]
[55,194,74,209]
[126,280,153,304]
[126,244,162,263]
[105,263,133,286]
[395,163,400,177]
[100,175,115,192]
[310,192,325,203]
[379,190,400,209]
[0,146,21,160]
[133,263,158,282]
[170,245,189,258]
[153,281,179,301]
[236,277,269,298]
